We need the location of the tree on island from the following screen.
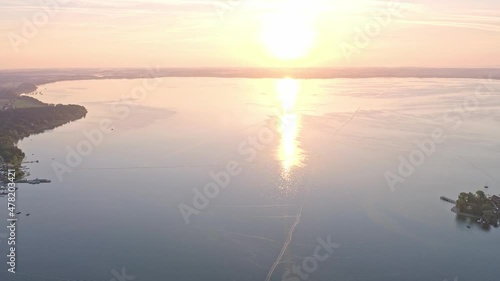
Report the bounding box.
[456,190,500,226]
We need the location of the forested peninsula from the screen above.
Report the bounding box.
[0,90,87,181]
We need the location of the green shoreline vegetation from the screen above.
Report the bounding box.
[0,91,87,181]
[455,190,500,226]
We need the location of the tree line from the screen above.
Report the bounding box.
[0,103,87,180]
[456,190,500,226]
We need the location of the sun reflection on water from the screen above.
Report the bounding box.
[276,78,304,181]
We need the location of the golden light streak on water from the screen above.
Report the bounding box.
[276,78,304,182]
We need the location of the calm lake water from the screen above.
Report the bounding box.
[1,77,500,281]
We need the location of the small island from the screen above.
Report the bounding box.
[0,85,87,182]
[450,191,500,227]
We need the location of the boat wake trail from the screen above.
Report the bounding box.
[265,205,303,281]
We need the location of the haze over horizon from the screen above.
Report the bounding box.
[2,1,500,281]
[1,0,499,69]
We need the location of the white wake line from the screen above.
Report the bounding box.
[265,205,303,281]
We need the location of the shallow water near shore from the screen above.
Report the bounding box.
[1,77,500,281]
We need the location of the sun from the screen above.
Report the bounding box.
[261,11,316,60]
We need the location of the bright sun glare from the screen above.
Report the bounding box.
[276,78,303,179]
[261,4,316,60]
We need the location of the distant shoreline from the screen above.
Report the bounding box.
[1,67,500,97]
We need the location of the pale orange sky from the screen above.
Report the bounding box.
[0,0,499,69]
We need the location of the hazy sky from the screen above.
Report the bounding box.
[0,0,499,69]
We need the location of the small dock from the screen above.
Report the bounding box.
[440,196,456,204]
[16,178,51,185]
